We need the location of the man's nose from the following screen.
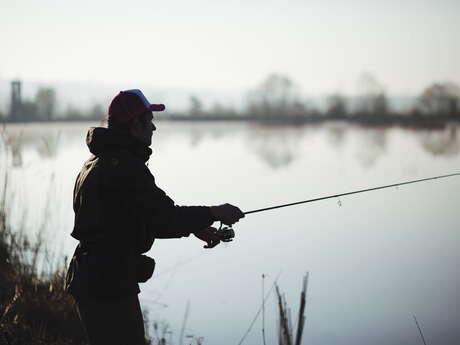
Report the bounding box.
[152,123,156,131]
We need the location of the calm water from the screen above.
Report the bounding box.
[1,121,459,345]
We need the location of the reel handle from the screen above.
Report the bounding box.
[216,222,235,242]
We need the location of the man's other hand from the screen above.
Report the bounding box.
[194,227,221,249]
[210,204,245,225]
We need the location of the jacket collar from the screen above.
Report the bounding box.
[86,127,152,163]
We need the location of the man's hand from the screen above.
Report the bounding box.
[194,227,221,249]
[210,203,245,225]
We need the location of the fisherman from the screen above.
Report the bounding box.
[65,89,244,345]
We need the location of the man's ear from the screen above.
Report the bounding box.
[127,118,138,137]
[130,117,141,131]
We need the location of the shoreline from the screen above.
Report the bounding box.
[2,114,459,130]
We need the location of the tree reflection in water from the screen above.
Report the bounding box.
[245,125,308,169]
[326,122,348,149]
[355,128,388,169]
[418,123,459,156]
[1,122,459,171]
[243,122,460,170]
[4,132,24,168]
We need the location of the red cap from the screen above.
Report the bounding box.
[108,89,165,123]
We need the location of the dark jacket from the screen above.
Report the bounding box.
[66,127,214,300]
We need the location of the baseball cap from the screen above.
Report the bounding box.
[108,89,165,124]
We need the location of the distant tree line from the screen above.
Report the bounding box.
[1,75,459,123]
[2,83,105,123]
[7,86,58,122]
[187,73,460,121]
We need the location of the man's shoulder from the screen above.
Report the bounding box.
[98,149,152,179]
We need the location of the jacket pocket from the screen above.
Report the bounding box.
[135,255,155,283]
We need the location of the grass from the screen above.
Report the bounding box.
[0,178,87,345]
[275,273,309,345]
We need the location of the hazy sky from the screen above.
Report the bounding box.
[1,0,459,95]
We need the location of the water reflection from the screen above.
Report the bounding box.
[187,124,232,148]
[1,121,459,345]
[1,127,62,167]
[245,125,306,169]
[326,122,348,148]
[36,131,61,159]
[355,129,387,168]
[418,123,459,156]
[1,122,460,171]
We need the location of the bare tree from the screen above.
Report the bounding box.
[209,102,237,117]
[64,104,84,120]
[355,73,389,116]
[189,95,203,116]
[35,87,56,120]
[415,82,460,116]
[88,103,105,121]
[18,101,37,121]
[326,93,348,118]
[0,98,5,119]
[247,74,305,117]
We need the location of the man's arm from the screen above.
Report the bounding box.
[146,187,244,238]
[123,165,244,239]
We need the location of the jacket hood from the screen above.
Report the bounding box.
[86,127,152,162]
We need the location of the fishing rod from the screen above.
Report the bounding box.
[244,171,460,215]
[214,172,460,242]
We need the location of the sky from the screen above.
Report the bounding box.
[1,0,459,97]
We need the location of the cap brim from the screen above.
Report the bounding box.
[149,104,165,112]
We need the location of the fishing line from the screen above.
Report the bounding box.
[237,271,282,345]
[244,172,460,215]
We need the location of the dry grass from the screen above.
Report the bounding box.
[275,273,309,345]
[0,184,87,345]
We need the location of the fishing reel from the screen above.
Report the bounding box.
[215,222,235,242]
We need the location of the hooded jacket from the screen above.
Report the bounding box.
[66,127,214,299]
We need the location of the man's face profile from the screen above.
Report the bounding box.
[131,112,156,146]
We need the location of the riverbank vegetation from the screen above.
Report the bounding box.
[0,199,308,345]
[0,190,86,344]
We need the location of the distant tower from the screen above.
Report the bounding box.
[10,80,22,120]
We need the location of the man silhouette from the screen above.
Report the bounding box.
[65,89,244,345]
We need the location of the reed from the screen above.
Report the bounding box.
[275,273,309,345]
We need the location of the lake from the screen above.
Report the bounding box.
[1,120,459,345]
